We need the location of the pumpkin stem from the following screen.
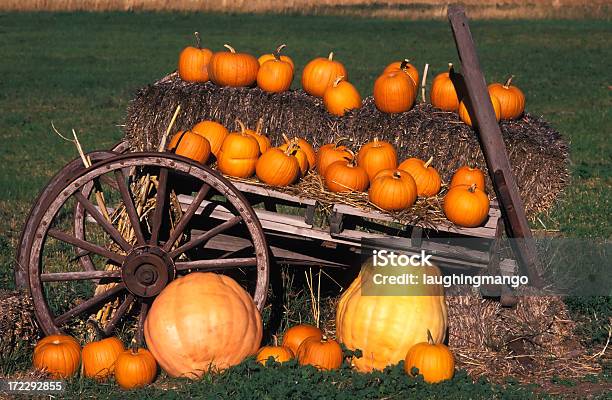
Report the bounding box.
[448,62,454,73]
[274,44,287,60]
[333,136,352,149]
[129,339,139,355]
[235,119,247,133]
[284,142,300,156]
[424,156,434,168]
[426,329,435,345]
[272,335,279,347]
[282,133,291,144]
[194,31,201,49]
[255,118,263,135]
[503,75,514,89]
[328,52,334,61]
[400,59,410,72]
[333,75,344,87]
[321,334,328,342]
[392,170,402,179]
[468,183,477,193]
[420,62,429,103]
[223,44,236,53]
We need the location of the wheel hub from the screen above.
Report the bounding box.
[122,245,175,297]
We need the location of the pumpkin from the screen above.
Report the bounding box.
[256,146,300,187]
[280,134,316,170]
[323,76,362,116]
[368,169,417,211]
[258,44,295,71]
[281,324,323,355]
[167,130,211,164]
[450,165,486,191]
[324,157,369,193]
[33,334,81,378]
[301,52,348,97]
[237,119,271,154]
[296,335,343,371]
[280,138,309,176]
[357,137,398,180]
[178,31,213,83]
[336,261,448,372]
[458,94,501,127]
[398,157,441,197]
[430,63,461,112]
[373,71,416,114]
[82,336,125,381]
[382,59,419,87]
[191,120,229,157]
[256,337,294,365]
[404,330,455,383]
[257,50,293,93]
[114,346,157,390]
[208,44,259,87]
[144,272,263,378]
[487,75,525,120]
[443,183,490,227]
[316,139,352,176]
[217,126,261,178]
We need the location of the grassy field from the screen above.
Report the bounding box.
[0,12,610,398]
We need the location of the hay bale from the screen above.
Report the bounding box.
[0,290,40,363]
[124,73,569,218]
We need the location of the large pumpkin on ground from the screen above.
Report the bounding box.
[144,272,262,378]
[82,336,125,381]
[33,334,81,378]
[336,261,448,372]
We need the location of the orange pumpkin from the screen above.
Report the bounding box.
[383,59,419,87]
[256,337,294,365]
[487,75,525,120]
[144,272,263,378]
[237,119,271,154]
[167,130,212,164]
[450,165,486,191]
[256,146,300,187]
[316,140,352,176]
[324,157,369,193]
[443,183,490,227]
[178,32,213,83]
[404,330,455,383]
[33,334,81,378]
[323,76,362,116]
[357,137,398,180]
[399,157,441,197]
[280,134,316,170]
[301,52,348,98]
[296,335,343,371]
[191,120,229,157]
[208,44,259,87]
[373,72,416,114]
[114,346,157,390]
[458,94,501,127]
[369,169,417,211]
[282,324,323,355]
[257,50,293,93]
[280,138,309,176]
[82,336,125,381]
[430,63,461,112]
[217,128,261,178]
[258,44,295,71]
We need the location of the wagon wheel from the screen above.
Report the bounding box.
[20,152,269,342]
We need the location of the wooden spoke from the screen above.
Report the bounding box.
[103,294,135,336]
[97,174,119,190]
[137,301,149,346]
[54,284,125,327]
[48,228,125,264]
[74,192,131,252]
[114,169,146,246]
[149,168,169,245]
[41,270,121,282]
[169,216,242,258]
[176,257,257,272]
[163,183,211,252]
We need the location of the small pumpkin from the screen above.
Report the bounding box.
[257,49,294,93]
[114,345,157,390]
[296,335,343,371]
[279,137,309,176]
[487,75,525,120]
[458,94,501,127]
[404,330,455,383]
[82,332,125,381]
[430,63,461,112]
[443,183,490,227]
[369,169,417,211]
[450,165,486,191]
[217,127,261,178]
[281,324,323,355]
[316,139,352,176]
[301,52,348,98]
[208,44,259,87]
[258,44,295,71]
[382,59,419,87]
[256,337,294,365]
[357,137,398,180]
[178,32,213,83]
[237,119,271,154]
[323,76,362,116]
[167,130,212,164]
[33,334,81,378]
[280,134,316,170]
[191,120,229,157]
[373,71,416,114]
[399,157,441,197]
[255,146,300,187]
[324,156,369,193]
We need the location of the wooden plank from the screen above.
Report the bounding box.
[447,5,543,287]
[231,181,316,206]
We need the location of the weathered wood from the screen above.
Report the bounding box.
[48,228,125,265]
[447,5,543,287]
[40,270,121,282]
[103,294,135,336]
[54,284,125,326]
[176,257,258,271]
[149,167,168,245]
[163,182,211,252]
[169,216,243,258]
[114,169,146,246]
